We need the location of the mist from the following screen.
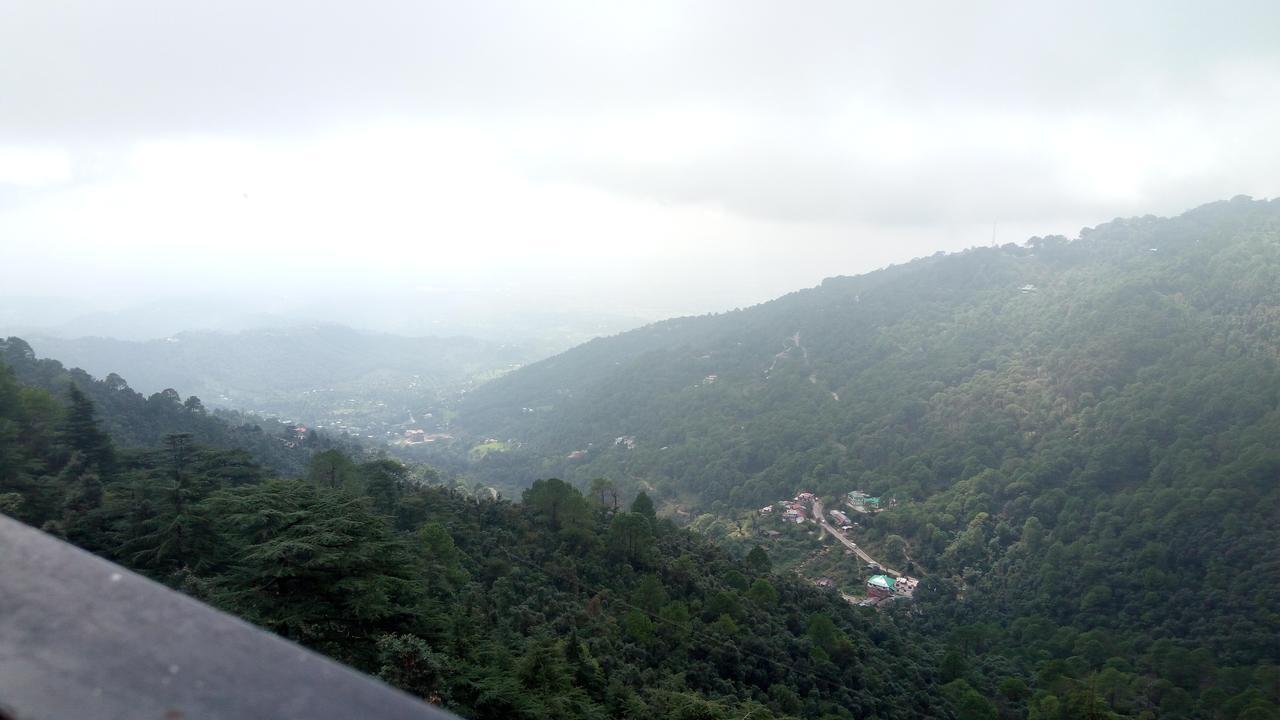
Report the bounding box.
[3,0,1279,342]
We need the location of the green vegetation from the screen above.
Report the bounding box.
[446,197,1280,717]
[26,325,532,439]
[0,359,953,719]
[469,439,512,461]
[5,197,1280,717]
[0,336,362,476]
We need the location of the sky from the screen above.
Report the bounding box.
[2,0,1279,336]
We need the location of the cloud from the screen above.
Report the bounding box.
[1,1,1279,319]
[0,147,73,187]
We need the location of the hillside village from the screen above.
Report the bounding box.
[760,489,918,608]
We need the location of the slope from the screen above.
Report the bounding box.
[451,196,1280,717]
[458,197,1280,511]
[0,356,952,720]
[0,336,359,476]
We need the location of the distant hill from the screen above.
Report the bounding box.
[3,198,1278,717]
[449,198,1280,716]
[0,336,359,476]
[26,325,533,434]
[458,196,1280,510]
[1,294,651,356]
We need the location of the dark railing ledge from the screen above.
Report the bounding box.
[0,514,459,720]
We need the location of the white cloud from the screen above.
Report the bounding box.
[1,1,1279,323]
[0,146,72,187]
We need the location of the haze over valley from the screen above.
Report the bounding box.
[3,3,1279,720]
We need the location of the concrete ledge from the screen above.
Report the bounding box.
[0,514,458,720]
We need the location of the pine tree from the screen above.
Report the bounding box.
[629,491,655,519]
[61,384,114,473]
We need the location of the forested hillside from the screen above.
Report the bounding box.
[458,197,1279,507]
[0,336,359,476]
[2,198,1278,718]
[451,196,1280,717]
[0,359,951,720]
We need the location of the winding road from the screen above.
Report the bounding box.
[811,499,901,577]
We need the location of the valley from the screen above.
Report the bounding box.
[3,199,1279,719]
[24,325,534,445]
[5,4,1279,717]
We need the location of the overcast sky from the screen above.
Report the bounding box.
[2,0,1279,329]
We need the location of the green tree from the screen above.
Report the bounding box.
[632,574,668,613]
[207,480,421,669]
[943,680,998,720]
[524,478,591,533]
[61,384,114,473]
[630,490,656,519]
[588,477,617,509]
[622,609,654,642]
[607,512,653,566]
[376,633,447,701]
[745,578,778,607]
[745,545,772,575]
[305,449,358,490]
[360,458,410,517]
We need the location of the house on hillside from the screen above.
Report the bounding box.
[847,491,884,514]
[866,574,896,599]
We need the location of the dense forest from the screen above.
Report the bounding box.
[441,197,1280,718]
[0,359,953,719]
[0,336,368,477]
[2,198,1278,718]
[455,198,1280,508]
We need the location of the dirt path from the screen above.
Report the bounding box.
[766,332,838,401]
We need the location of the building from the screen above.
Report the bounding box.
[781,508,805,524]
[866,574,896,599]
[780,501,807,520]
[828,509,851,526]
[847,491,884,514]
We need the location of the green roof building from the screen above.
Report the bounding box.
[866,574,896,597]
